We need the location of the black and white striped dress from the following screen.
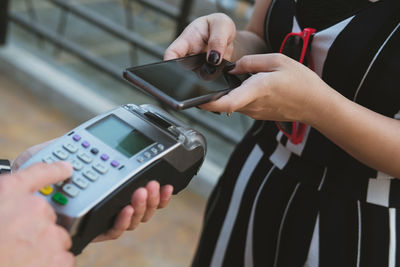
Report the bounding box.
[191,0,400,266]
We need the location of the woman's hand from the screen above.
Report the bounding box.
[93,181,173,242]
[164,13,236,63]
[200,53,333,125]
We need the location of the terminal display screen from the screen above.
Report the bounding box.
[87,115,153,157]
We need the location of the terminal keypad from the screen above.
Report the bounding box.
[40,133,165,205]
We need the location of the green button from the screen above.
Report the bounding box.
[52,192,68,205]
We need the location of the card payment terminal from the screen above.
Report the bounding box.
[20,104,206,255]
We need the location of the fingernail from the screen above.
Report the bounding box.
[208,50,220,65]
[224,62,236,72]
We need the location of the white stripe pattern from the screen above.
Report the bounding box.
[244,166,276,267]
[304,214,320,267]
[366,178,391,207]
[357,201,361,267]
[353,22,400,101]
[210,145,264,267]
[273,183,301,267]
[269,143,291,170]
[389,208,396,267]
[311,17,354,77]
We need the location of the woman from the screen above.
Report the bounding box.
[164,0,400,266]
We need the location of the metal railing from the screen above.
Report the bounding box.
[5,0,253,144]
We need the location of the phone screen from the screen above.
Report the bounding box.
[125,54,242,102]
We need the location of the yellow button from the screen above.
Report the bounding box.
[39,185,53,196]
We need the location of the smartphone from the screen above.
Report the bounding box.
[123,53,248,110]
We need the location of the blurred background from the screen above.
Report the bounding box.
[0,0,253,266]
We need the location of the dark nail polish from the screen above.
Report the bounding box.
[208,50,220,65]
[224,62,236,72]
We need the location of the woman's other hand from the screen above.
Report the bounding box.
[164,13,236,64]
[200,53,334,125]
[93,181,173,242]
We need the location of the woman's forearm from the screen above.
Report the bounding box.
[230,0,272,60]
[307,85,400,178]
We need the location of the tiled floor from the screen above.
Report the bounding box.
[0,73,206,267]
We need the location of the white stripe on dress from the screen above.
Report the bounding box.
[366,178,391,207]
[389,208,396,267]
[357,201,361,267]
[273,183,301,267]
[269,143,291,170]
[210,145,264,267]
[318,167,328,191]
[376,171,394,180]
[353,22,400,101]
[285,125,311,156]
[244,166,276,267]
[304,214,320,267]
[311,16,354,77]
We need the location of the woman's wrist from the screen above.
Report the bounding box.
[302,83,345,129]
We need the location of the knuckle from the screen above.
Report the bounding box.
[214,13,234,25]
[210,37,227,49]
[226,101,236,114]
[271,53,287,65]
[240,55,254,69]
[109,231,121,240]
[56,226,72,249]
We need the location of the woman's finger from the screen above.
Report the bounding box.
[206,14,236,65]
[93,205,134,242]
[158,185,173,209]
[128,188,147,230]
[229,53,289,74]
[199,74,264,112]
[141,181,160,222]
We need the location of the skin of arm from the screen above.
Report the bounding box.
[306,83,400,178]
[230,0,272,60]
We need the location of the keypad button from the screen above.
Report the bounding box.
[72,176,89,189]
[100,154,109,161]
[111,160,120,168]
[63,184,79,198]
[53,149,68,160]
[83,169,99,181]
[90,148,99,155]
[137,157,144,163]
[144,152,151,159]
[63,142,78,153]
[82,141,90,148]
[78,152,93,164]
[70,159,84,171]
[52,192,68,205]
[93,163,108,174]
[157,144,164,151]
[39,185,53,196]
[151,148,158,155]
[72,134,81,142]
[42,156,56,164]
